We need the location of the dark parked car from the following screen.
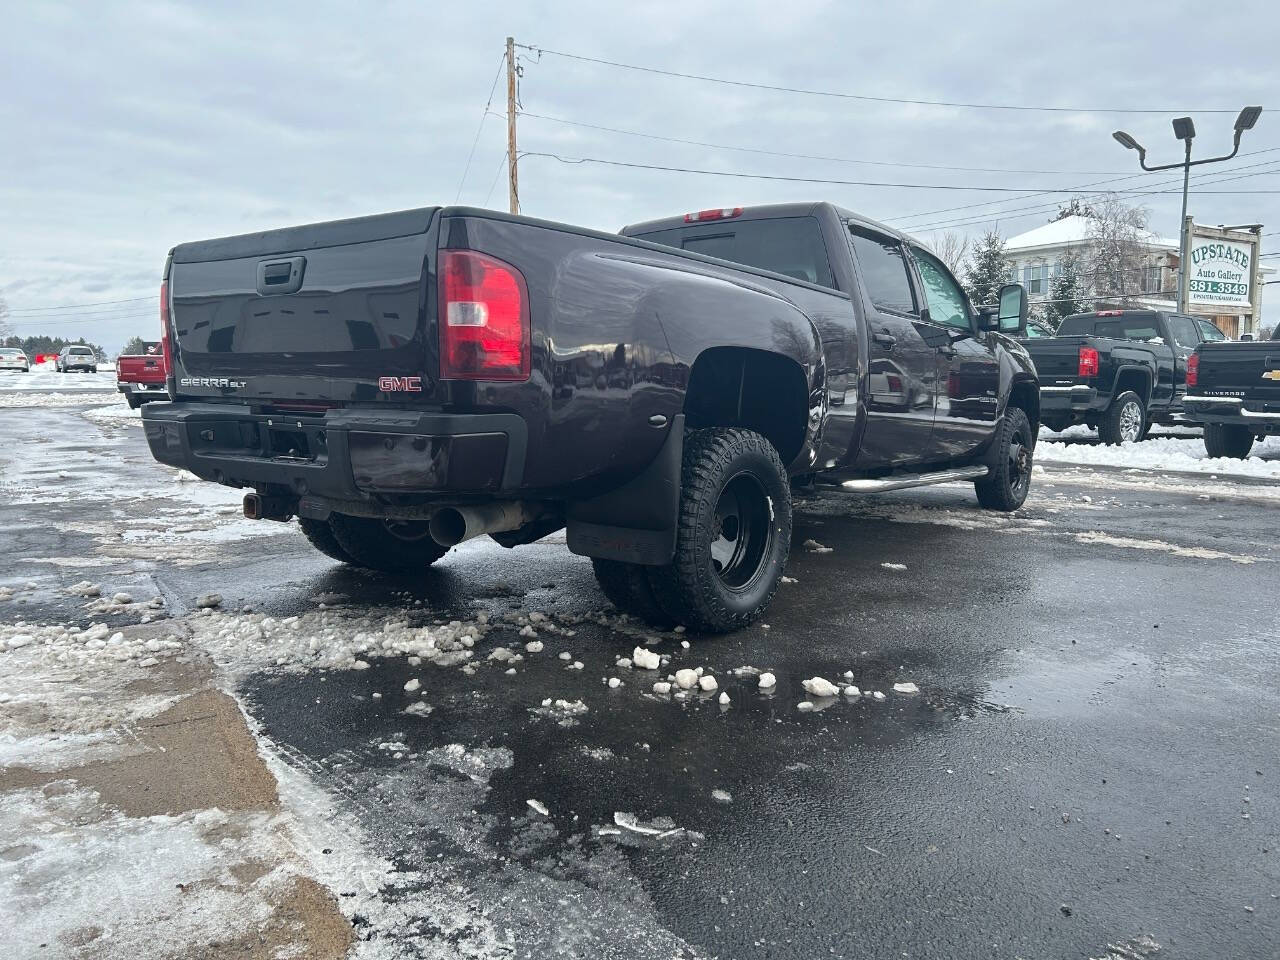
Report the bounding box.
[56,344,98,373]
[1022,309,1225,443]
[1184,324,1280,458]
[142,202,1038,631]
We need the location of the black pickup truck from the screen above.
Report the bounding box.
[1183,326,1280,458]
[141,202,1038,631]
[1024,309,1226,443]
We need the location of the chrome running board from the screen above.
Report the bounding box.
[837,465,989,494]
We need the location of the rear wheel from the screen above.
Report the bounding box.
[975,407,1033,512]
[124,393,140,410]
[328,514,450,572]
[592,559,675,628]
[1204,422,1255,459]
[646,427,791,633]
[298,516,358,564]
[1098,391,1146,445]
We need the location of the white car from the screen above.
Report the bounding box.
[0,348,30,372]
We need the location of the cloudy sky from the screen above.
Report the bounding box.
[2,0,1277,351]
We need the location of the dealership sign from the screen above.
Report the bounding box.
[1186,232,1256,310]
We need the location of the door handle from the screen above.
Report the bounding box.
[936,344,956,358]
[256,256,306,296]
[872,332,897,350]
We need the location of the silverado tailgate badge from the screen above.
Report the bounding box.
[1261,370,1280,381]
[379,376,423,392]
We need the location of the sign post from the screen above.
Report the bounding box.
[1181,220,1262,335]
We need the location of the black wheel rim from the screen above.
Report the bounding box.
[382,519,434,542]
[1008,426,1033,500]
[709,472,772,591]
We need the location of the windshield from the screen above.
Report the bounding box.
[629,216,836,289]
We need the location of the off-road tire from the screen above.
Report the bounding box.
[975,407,1034,512]
[327,513,450,572]
[298,516,358,565]
[592,559,676,628]
[1098,391,1146,445]
[1204,422,1255,460]
[646,427,791,633]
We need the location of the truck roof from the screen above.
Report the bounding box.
[621,202,910,244]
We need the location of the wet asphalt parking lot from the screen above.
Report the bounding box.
[2,395,1277,959]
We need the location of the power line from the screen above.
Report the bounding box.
[510,109,1131,176]
[896,147,1280,226]
[8,295,156,314]
[908,160,1280,233]
[454,53,508,203]
[517,43,1254,115]
[519,150,1280,195]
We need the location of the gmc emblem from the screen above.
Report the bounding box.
[378,376,422,393]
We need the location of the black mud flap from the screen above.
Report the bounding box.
[565,414,683,566]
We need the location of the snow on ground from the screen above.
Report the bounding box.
[0,787,308,959]
[1038,433,1280,480]
[0,390,120,407]
[82,400,141,424]
[0,365,117,393]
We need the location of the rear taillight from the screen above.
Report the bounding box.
[159,280,174,375]
[1078,346,1100,378]
[1187,352,1199,388]
[683,207,743,223]
[438,249,530,381]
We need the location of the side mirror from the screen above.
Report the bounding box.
[997,283,1028,335]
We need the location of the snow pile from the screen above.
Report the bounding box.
[1038,434,1280,479]
[631,646,661,670]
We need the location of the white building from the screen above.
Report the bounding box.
[1004,215,1269,338]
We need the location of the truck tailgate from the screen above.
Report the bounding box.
[1024,337,1088,383]
[168,207,439,404]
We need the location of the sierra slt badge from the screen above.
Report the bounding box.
[180,377,247,389]
[379,376,423,392]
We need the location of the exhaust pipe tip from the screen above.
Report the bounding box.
[428,508,468,547]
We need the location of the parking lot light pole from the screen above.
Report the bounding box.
[1112,107,1262,311]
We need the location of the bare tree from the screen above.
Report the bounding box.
[1086,195,1152,305]
[929,231,970,275]
[0,294,10,342]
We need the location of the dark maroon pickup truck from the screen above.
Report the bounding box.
[142,203,1038,631]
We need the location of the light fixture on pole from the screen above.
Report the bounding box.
[1112,106,1262,311]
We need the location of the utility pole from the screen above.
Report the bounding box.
[505,36,519,216]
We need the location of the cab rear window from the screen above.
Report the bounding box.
[630,217,836,289]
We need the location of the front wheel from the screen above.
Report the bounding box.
[1099,391,1146,445]
[975,407,1034,512]
[646,427,791,633]
[328,514,450,572]
[1204,422,1255,459]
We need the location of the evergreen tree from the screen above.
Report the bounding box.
[1045,248,1089,328]
[964,229,1011,307]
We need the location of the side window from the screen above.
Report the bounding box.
[848,227,917,316]
[911,247,971,330]
[1196,318,1227,342]
[1166,315,1200,348]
